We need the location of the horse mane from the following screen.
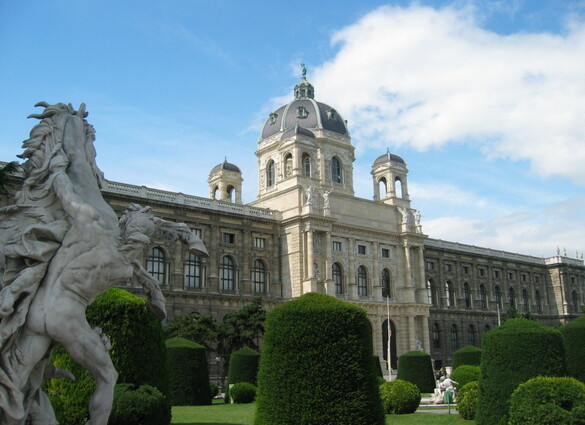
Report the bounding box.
[15,102,105,207]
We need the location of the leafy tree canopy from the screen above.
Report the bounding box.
[164,312,218,351]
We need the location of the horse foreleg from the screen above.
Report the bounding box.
[131,260,166,319]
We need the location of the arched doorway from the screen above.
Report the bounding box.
[382,319,397,370]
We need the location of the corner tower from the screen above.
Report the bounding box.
[208,158,243,203]
[371,150,410,208]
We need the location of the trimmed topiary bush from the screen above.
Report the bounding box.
[108,383,171,425]
[476,318,566,425]
[165,337,211,406]
[43,288,169,425]
[254,293,385,425]
[86,288,169,396]
[457,381,479,420]
[372,355,384,378]
[379,379,420,414]
[230,382,257,403]
[561,315,585,383]
[42,345,94,425]
[396,351,435,393]
[508,376,585,425]
[228,346,261,386]
[450,365,480,388]
[452,345,482,370]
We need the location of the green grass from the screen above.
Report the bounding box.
[171,402,473,425]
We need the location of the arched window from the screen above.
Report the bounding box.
[522,288,530,312]
[535,290,543,313]
[484,324,490,333]
[508,287,516,307]
[495,286,503,310]
[147,247,166,285]
[427,280,437,305]
[226,185,235,202]
[468,324,476,346]
[212,186,219,200]
[252,259,267,293]
[450,324,458,349]
[302,153,311,177]
[378,177,387,198]
[463,282,472,308]
[357,266,368,296]
[394,177,403,198]
[432,323,441,348]
[331,156,342,184]
[184,252,202,288]
[333,262,343,295]
[220,256,235,291]
[446,282,455,307]
[479,284,487,309]
[572,290,579,313]
[381,269,391,298]
[266,160,275,187]
[284,153,293,177]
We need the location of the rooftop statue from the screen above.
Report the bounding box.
[0,103,208,425]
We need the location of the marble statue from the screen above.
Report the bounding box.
[0,103,208,425]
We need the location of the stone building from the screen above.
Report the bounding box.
[1,76,583,373]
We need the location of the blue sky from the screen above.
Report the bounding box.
[1,0,585,257]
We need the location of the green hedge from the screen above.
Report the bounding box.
[254,293,384,425]
[165,337,211,406]
[508,376,585,425]
[457,381,479,420]
[43,288,169,425]
[396,351,435,393]
[561,315,585,383]
[450,365,480,388]
[108,383,171,425]
[476,318,566,425]
[230,382,257,404]
[43,345,94,425]
[452,345,482,369]
[228,347,261,386]
[372,355,384,378]
[87,288,169,396]
[379,379,420,414]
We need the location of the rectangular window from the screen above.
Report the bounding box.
[508,272,514,280]
[357,245,367,255]
[445,263,452,272]
[463,266,469,274]
[381,248,390,258]
[426,261,434,271]
[479,268,485,277]
[223,233,235,244]
[332,241,342,252]
[191,228,202,238]
[522,273,527,282]
[254,237,266,249]
[494,270,500,279]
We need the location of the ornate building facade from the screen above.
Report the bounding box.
[1,76,584,372]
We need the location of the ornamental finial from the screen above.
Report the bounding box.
[301,60,307,79]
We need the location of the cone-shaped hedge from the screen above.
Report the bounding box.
[166,337,211,405]
[254,293,385,425]
[396,351,435,393]
[561,315,585,383]
[476,318,566,425]
[452,345,482,370]
[228,347,261,386]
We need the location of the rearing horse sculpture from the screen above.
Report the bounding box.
[0,103,208,425]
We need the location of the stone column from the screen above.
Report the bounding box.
[408,316,416,352]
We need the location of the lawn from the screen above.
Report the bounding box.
[171,402,473,425]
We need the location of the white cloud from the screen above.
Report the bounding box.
[423,194,585,257]
[310,4,585,184]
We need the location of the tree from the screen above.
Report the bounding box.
[0,161,19,194]
[219,297,265,352]
[164,312,219,351]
